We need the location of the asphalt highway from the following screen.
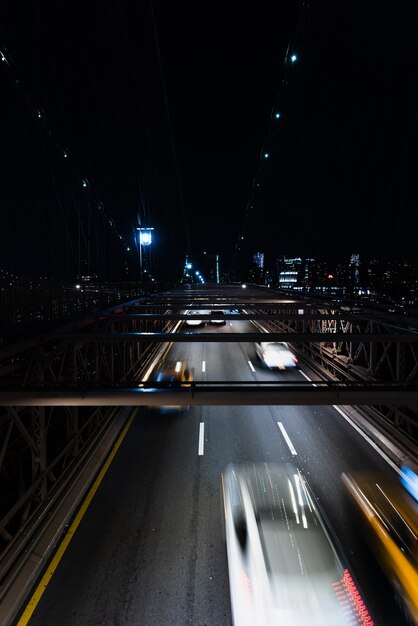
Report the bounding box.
[24,319,408,625]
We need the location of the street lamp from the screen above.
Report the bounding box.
[136,227,154,284]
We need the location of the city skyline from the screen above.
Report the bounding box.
[1,1,418,283]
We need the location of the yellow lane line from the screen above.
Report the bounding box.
[161,341,174,361]
[17,410,136,625]
[159,319,183,362]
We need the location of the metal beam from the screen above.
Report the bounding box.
[114,313,349,321]
[50,332,418,343]
[1,384,418,406]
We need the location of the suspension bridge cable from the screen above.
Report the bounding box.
[149,0,192,258]
[232,1,310,273]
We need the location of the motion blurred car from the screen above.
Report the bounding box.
[222,462,373,626]
[185,310,209,326]
[152,360,193,411]
[154,360,193,386]
[342,466,418,625]
[209,309,226,325]
[255,341,298,369]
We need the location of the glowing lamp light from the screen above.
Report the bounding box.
[290,54,298,63]
[139,230,152,246]
[264,152,269,159]
[328,274,334,279]
[275,112,281,119]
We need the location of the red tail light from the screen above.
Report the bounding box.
[332,569,374,625]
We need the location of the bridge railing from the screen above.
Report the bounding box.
[0,279,144,343]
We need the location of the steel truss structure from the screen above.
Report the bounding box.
[0,298,178,590]
[248,300,418,438]
[0,286,417,595]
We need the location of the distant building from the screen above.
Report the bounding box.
[276,256,302,288]
[248,252,265,284]
[336,261,351,288]
[349,253,360,286]
[253,252,264,269]
[272,254,417,302]
[382,260,416,298]
[365,259,382,293]
[275,256,348,294]
[303,258,317,288]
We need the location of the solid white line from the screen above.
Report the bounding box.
[248,360,255,372]
[301,371,401,475]
[299,370,317,387]
[332,405,401,475]
[172,320,183,333]
[299,370,311,382]
[141,319,184,382]
[202,360,206,372]
[300,370,401,475]
[277,422,298,455]
[198,422,205,456]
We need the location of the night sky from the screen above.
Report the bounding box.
[1,1,417,282]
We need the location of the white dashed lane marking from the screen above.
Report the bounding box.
[198,422,205,456]
[277,422,298,456]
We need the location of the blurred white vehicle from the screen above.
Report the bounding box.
[255,341,298,369]
[209,309,226,325]
[185,310,209,326]
[222,462,373,626]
